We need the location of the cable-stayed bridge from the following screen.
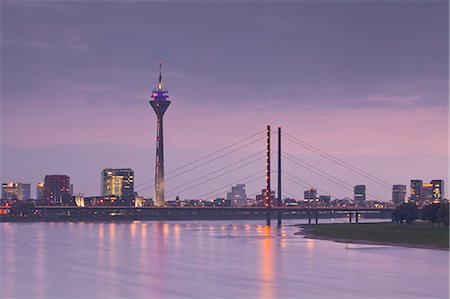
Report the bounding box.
[135,126,394,204]
[10,126,398,225]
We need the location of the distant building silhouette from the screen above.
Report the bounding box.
[36,182,45,200]
[2,182,30,201]
[101,168,134,204]
[226,184,247,206]
[318,195,331,205]
[304,188,317,202]
[354,185,366,202]
[44,175,70,203]
[392,185,406,206]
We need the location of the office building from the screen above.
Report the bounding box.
[226,184,247,206]
[410,180,423,204]
[422,183,434,205]
[431,180,445,203]
[101,168,134,202]
[392,185,406,206]
[354,185,366,201]
[36,182,45,200]
[304,188,317,202]
[318,195,331,205]
[2,182,30,201]
[44,175,71,203]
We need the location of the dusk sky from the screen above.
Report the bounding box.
[1,1,448,200]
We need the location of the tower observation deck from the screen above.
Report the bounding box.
[149,63,171,207]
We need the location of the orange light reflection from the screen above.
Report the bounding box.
[261,225,274,299]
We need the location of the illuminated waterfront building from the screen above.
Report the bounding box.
[149,63,171,207]
[422,183,434,205]
[392,184,406,206]
[44,175,70,203]
[410,179,423,204]
[101,168,134,202]
[2,182,30,201]
[36,182,45,200]
[354,185,366,202]
[75,195,85,207]
[430,180,445,203]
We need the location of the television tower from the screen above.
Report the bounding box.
[150,62,171,206]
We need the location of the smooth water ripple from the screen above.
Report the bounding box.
[1,220,448,299]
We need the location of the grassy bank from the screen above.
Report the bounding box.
[297,222,449,250]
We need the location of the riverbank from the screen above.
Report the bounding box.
[296,222,449,250]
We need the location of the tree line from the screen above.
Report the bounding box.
[392,202,449,227]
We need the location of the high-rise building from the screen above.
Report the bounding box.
[226,184,247,206]
[354,185,366,201]
[36,182,45,200]
[318,195,331,205]
[392,185,406,206]
[304,188,317,201]
[431,180,445,203]
[44,175,70,203]
[101,168,134,202]
[149,63,171,207]
[2,182,30,201]
[410,179,423,204]
[422,183,434,205]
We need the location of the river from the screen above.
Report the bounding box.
[1,219,448,299]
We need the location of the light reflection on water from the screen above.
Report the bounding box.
[0,219,448,299]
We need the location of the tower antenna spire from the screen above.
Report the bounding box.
[158,61,163,90]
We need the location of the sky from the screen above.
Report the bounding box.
[1,0,448,201]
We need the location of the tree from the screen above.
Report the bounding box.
[420,204,440,226]
[437,202,449,227]
[392,202,419,224]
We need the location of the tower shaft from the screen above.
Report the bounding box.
[154,115,165,206]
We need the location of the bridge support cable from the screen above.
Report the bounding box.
[135,129,266,189]
[137,150,265,193]
[203,185,261,204]
[283,152,354,189]
[282,189,298,200]
[283,153,355,191]
[161,150,265,195]
[282,153,384,201]
[164,135,268,180]
[282,171,338,199]
[195,170,271,201]
[283,131,392,189]
[136,135,269,193]
[164,154,265,199]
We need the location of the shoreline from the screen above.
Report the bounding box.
[296,224,449,251]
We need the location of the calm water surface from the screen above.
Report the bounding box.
[1,220,448,299]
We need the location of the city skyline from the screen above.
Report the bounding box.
[1,1,448,200]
